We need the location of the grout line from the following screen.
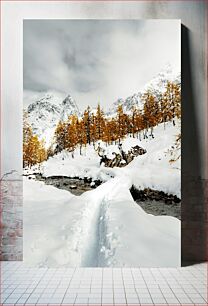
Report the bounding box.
[0,263,207,306]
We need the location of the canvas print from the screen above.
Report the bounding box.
[23,20,181,267]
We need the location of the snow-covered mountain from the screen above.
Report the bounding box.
[26,93,80,147]
[143,63,180,95]
[108,64,180,115]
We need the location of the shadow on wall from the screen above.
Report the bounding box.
[181,25,207,265]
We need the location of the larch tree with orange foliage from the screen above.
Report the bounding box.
[23,112,47,167]
[95,103,105,140]
[54,121,68,153]
[33,80,181,160]
[134,109,144,141]
[90,113,97,147]
[77,118,87,155]
[83,106,91,145]
[66,115,79,157]
[117,105,128,143]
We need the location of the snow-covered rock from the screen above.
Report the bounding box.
[60,95,80,121]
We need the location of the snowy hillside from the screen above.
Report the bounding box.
[108,64,180,115]
[26,93,80,147]
[37,120,181,197]
[24,120,181,267]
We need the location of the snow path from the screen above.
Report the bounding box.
[79,176,131,266]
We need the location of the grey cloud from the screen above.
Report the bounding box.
[23,19,180,109]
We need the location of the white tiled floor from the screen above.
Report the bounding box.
[0,262,207,305]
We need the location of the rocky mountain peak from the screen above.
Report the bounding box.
[60,94,80,121]
[26,93,80,147]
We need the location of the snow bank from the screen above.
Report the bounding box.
[24,175,180,267]
[24,179,98,267]
[97,179,180,267]
[124,121,181,197]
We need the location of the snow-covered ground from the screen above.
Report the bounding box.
[24,176,180,267]
[24,120,181,267]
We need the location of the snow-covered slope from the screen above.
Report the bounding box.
[34,120,181,197]
[24,174,180,267]
[26,93,80,147]
[108,64,180,115]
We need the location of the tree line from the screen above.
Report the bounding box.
[23,81,181,167]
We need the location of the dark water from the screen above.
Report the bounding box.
[137,199,181,220]
[129,185,181,220]
[34,174,102,196]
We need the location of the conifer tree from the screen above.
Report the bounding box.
[47,145,55,158]
[38,140,48,165]
[173,83,181,123]
[103,118,118,145]
[95,103,105,140]
[157,93,165,126]
[77,118,87,155]
[66,115,79,156]
[117,105,127,143]
[131,106,137,138]
[83,106,91,145]
[160,91,169,129]
[54,121,67,153]
[142,92,151,138]
[163,82,175,125]
[142,91,158,138]
[23,112,47,167]
[134,109,144,140]
[23,111,33,167]
[90,113,97,147]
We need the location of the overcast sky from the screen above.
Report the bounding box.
[23,19,180,110]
